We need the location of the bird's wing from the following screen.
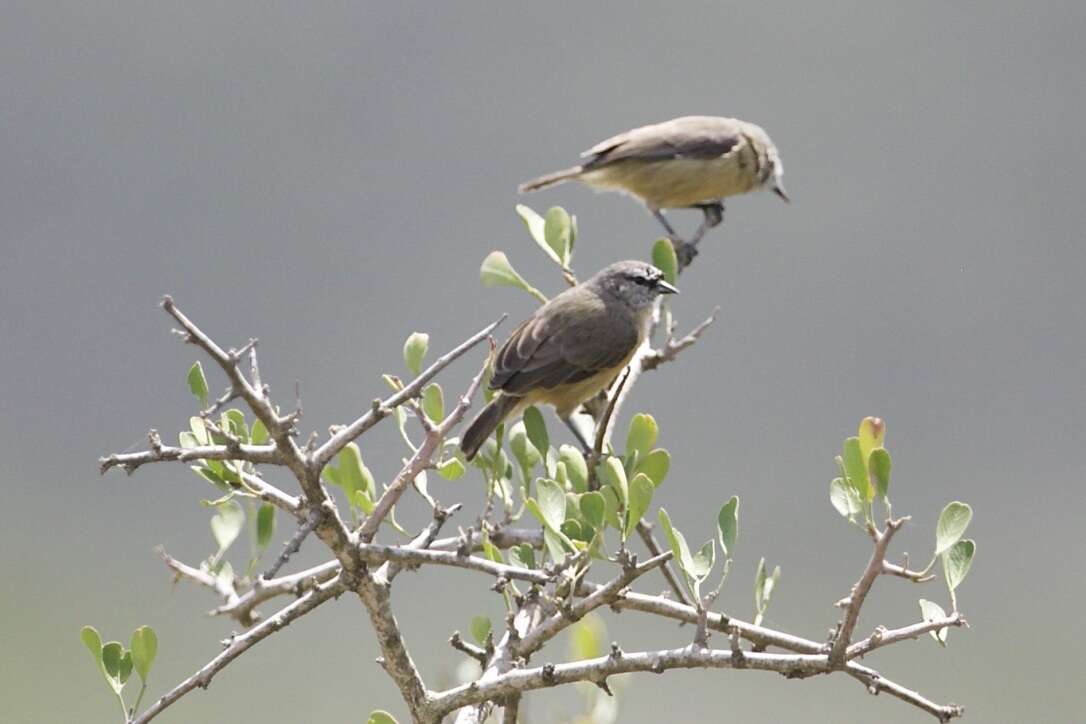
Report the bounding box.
[490,300,638,395]
[581,116,744,166]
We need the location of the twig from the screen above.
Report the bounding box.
[312,316,504,470]
[131,576,345,724]
[158,547,238,607]
[261,507,322,581]
[356,543,552,585]
[516,551,671,656]
[641,307,720,372]
[357,355,490,543]
[99,440,280,475]
[847,614,966,659]
[636,520,692,607]
[828,517,906,668]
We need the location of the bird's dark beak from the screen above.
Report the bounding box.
[773,183,791,203]
[656,279,679,295]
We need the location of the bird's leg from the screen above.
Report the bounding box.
[676,202,725,269]
[651,208,679,240]
[563,416,594,456]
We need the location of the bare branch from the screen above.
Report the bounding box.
[312,316,504,470]
[847,614,966,659]
[158,547,238,607]
[261,507,322,581]
[516,551,671,657]
[848,662,964,722]
[433,647,831,715]
[828,517,907,667]
[357,355,490,543]
[449,631,487,663]
[641,307,720,372]
[356,543,552,585]
[453,593,545,724]
[132,576,345,724]
[212,561,339,624]
[99,440,280,475]
[352,576,431,722]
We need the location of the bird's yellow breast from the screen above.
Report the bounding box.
[580,144,761,208]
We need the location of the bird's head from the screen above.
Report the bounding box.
[591,260,679,310]
[766,142,789,203]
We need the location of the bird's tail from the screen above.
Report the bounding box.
[518,166,584,193]
[460,395,520,461]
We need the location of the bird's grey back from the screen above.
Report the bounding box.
[581,116,750,166]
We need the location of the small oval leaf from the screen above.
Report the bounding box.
[935,502,973,555]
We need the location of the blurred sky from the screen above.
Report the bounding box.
[2,2,1084,722]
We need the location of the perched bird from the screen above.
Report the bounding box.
[460,260,678,460]
[519,115,788,263]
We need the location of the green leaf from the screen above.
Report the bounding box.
[101,641,126,690]
[943,539,975,592]
[250,418,269,445]
[543,206,573,266]
[210,500,245,552]
[422,383,444,423]
[543,527,569,562]
[690,540,715,580]
[601,487,622,530]
[918,599,950,646]
[868,448,891,501]
[80,625,106,680]
[624,473,655,540]
[470,615,492,645]
[511,543,536,570]
[536,478,567,531]
[337,443,377,504]
[754,557,767,612]
[515,204,559,264]
[436,457,466,481]
[657,508,695,577]
[830,477,852,517]
[522,406,549,457]
[256,503,276,549]
[634,448,670,487]
[352,488,375,515]
[130,626,158,682]
[717,496,739,557]
[626,413,659,457]
[935,502,973,555]
[509,422,542,475]
[600,456,628,507]
[559,445,588,493]
[857,417,886,461]
[651,238,678,285]
[480,251,547,303]
[368,710,400,724]
[187,361,209,408]
[189,416,210,445]
[842,437,872,502]
[561,518,586,542]
[403,332,429,377]
[222,408,248,442]
[579,491,606,531]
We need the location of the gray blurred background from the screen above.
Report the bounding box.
[2,2,1083,722]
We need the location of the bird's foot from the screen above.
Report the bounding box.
[671,237,699,269]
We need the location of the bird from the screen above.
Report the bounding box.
[519,115,788,265]
[460,260,678,461]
